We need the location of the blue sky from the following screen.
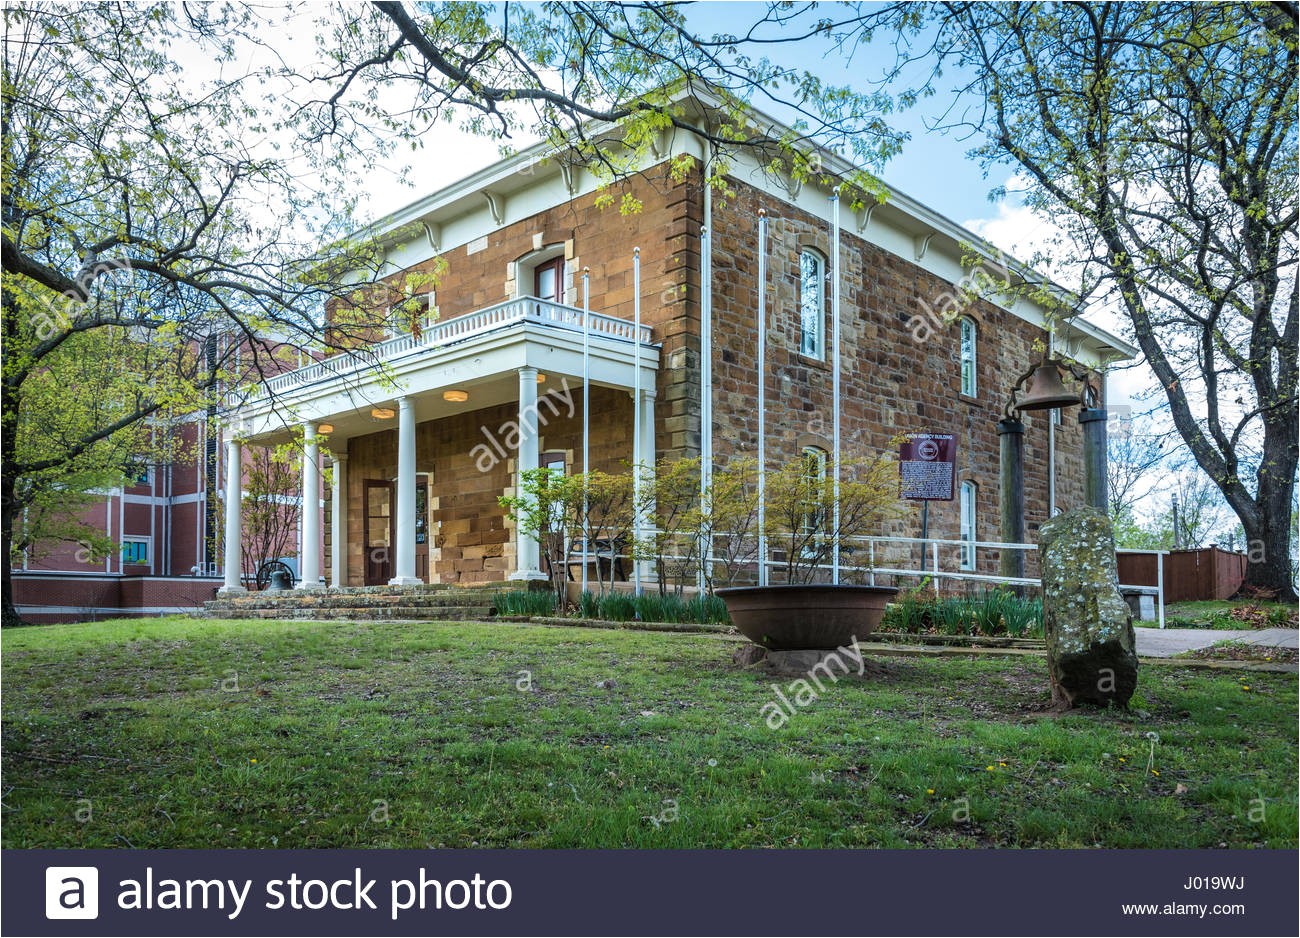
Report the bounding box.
[677,1,1018,223]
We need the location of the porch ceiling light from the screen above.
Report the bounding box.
[317,423,334,433]
[536,373,547,383]
[443,389,469,403]
[371,407,396,420]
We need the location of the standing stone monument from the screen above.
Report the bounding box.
[1038,507,1138,707]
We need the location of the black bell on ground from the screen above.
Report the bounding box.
[1015,360,1081,412]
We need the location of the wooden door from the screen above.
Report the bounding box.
[364,480,393,585]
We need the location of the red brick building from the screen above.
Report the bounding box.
[12,416,227,621]
[216,96,1134,597]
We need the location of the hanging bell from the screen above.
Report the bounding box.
[1015,360,1081,412]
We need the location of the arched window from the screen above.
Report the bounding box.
[959,480,977,571]
[960,317,977,397]
[514,246,567,304]
[799,249,825,359]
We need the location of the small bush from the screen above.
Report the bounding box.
[687,593,731,625]
[573,590,732,625]
[971,590,1010,635]
[597,592,637,622]
[493,590,557,617]
[1004,596,1043,637]
[881,588,1043,638]
[932,596,970,635]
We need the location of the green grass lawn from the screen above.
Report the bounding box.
[3,616,1295,849]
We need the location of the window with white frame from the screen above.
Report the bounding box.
[959,481,977,571]
[799,249,825,358]
[801,446,828,540]
[960,317,977,397]
[540,451,568,537]
[121,538,150,565]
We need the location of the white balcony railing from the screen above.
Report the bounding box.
[254,297,652,399]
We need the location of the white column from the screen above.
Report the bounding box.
[510,367,545,580]
[640,389,656,477]
[219,436,245,594]
[330,452,347,588]
[297,422,322,589]
[390,397,422,585]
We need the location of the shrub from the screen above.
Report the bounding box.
[972,590,1010,635]
[932,596,969,635]
[492,590,557,617]
[882,585,935,632]
[685,592,731,625]
[881,588,1043,638]
[1003,596,1043,637]
[574,590,731,625]
[597,592,637,622]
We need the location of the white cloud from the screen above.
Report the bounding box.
[962,199,1063,267]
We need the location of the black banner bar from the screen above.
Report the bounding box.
[5,849,1297,938]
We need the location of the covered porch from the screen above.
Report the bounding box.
[218,297,659,593]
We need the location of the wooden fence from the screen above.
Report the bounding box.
[1116,547,1246,603]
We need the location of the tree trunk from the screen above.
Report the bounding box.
[2,457,25,629]
[1,273,23,627]
[1241,473,1298,603]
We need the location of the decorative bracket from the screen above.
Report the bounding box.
[856,202,878,234]
[420,221,441,254]
[483,191,505,226]
[914,231,936,261]
[559,162,578,196]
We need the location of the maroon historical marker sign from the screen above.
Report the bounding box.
[899,432,957,501]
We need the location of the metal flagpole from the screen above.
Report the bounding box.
[633,247,643,597]
[699,225,712,593]
[757,210,768,587]
[582,267,591,596]
[831,193,842,585]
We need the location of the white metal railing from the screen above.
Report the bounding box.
[250,297,652,400]
[615,531,1168,628]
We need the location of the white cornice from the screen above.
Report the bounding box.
[347,86,1136,363]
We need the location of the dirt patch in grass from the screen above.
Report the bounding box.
[1183,643,1299,665]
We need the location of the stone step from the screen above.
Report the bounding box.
[202,595,496,607]
[201,602,494,621]
[196,582,527,622]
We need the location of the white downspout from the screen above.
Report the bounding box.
[699,148,714,594]
[1047,331,1056,515]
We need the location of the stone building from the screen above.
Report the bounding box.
[218,95,1134,595]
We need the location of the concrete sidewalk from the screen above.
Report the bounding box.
[1135,626,1298,658]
